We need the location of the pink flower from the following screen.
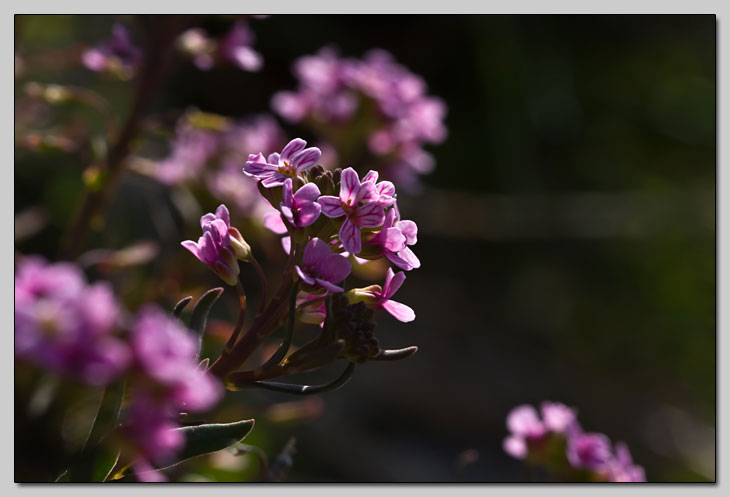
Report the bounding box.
[317,167,385,254]
[540,401,577,434]
[362,170,396,207]
[181,204,246,285]
[363,209,420,271]
[244,138,321,188]
[606,442,646,482]
[218,21,262,72]
[502,404,547,460]
[294,238,352,293]
[280,178,322,228]
[82,23,141,75]
[364,268,415,322]
[566,432,613,470]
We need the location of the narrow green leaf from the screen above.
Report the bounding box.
[173,296,193,317]
[91,449,120,482]
[155,419,255,470]
[244,362,355,395]
[373,346,419,361]
[189,287,224,354]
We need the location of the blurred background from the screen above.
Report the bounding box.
[15,14,715,482]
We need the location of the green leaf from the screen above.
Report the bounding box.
[156,419,255,470]
[189,287,224,355]
[90,449,120,482]
[173,296,193,317]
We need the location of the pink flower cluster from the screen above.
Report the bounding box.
[178,20,263,72]
[15,257,129,385]
[504,402,646,482]
[126,306,222,481]
[241,137,419,323]
[272,47,447,189]
[14,257,223,482]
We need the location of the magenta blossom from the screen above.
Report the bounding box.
[606,442,646,482]
[502,404,548,460]
[14,257,130,385]
[363,209,420,270]
[244,138,322,188]
[362,170,396,207]
[218,21,263,72]
[181,205,249,285]
[567,431,613,470]
[280,178,322,228]
[355,268,415,323]
[541,401,577,433]
[130,305,222,411]
[294,238,352,293]
[317,167,385,254]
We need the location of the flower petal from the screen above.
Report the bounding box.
[381,299,415,322]
[264,211,287,234]
[396,220,418,245]
[302,238,332,268]
[200,213,216,227]
[281,138,307,161]
[354,202,385,228]
[339,167,360,204]
[244,153,277,177]
[279,203,295,226]
[282,178,294,208]
[293,182,321,203]
[215,204,230,227]
[181,240,201,260]
[318,196,345,218]
[314,278,344,293]
[362,170,379,182]
[291,147,322,171]
[339,219,361,255]
[268,152,281,164]
[319,254,352,284]
[383,227,407,253]
[398,247,421,269]
[296,201,322,227]
[355,180,377,204]
[294,265,316,286]
[261,174,287,188]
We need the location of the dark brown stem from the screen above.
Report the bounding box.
[222,279,247,354]
[60,15,192,260]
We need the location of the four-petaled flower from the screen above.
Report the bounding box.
[364,268,415,322]
[364,209,421,270]
[317,167,386,254]
[280,178,322,228]
[294,238,352,293]
[181,204,246,285]
[244,138,321,188]
[362,170,396,206]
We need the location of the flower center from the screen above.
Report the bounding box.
[277,161,298,178]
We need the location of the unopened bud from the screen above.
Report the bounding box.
[228,227,252,261]
[345,286,382,305]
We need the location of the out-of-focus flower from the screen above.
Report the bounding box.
[14,257,130,385]
[154,123,219,185]
[503,402,646,482]
[317,167,385,254]
[127,305,222,480]
[272,47,447,189]
[280,178,321,228]
[566,432,613,470]
[294,238,352,293]
[218,22,263,71]
[244,138,322,188]
[178,20,263,72]
[181,204,246,285]
[606,443,647,482]
[82,23,141,78]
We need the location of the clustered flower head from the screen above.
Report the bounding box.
[503,402,646,482]
[178,20,263,72]
[126,306,222,481]
[82,23,141,79]
[15,257,129,385]
[14,258,223,482]
[242,137,420,325]
[272,47,447,189]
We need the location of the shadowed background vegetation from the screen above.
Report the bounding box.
[15,14,715,482]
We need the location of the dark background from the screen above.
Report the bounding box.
[15,14,715,482]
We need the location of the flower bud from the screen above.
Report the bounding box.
[228,227,252,261]
[344,285,382,305]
